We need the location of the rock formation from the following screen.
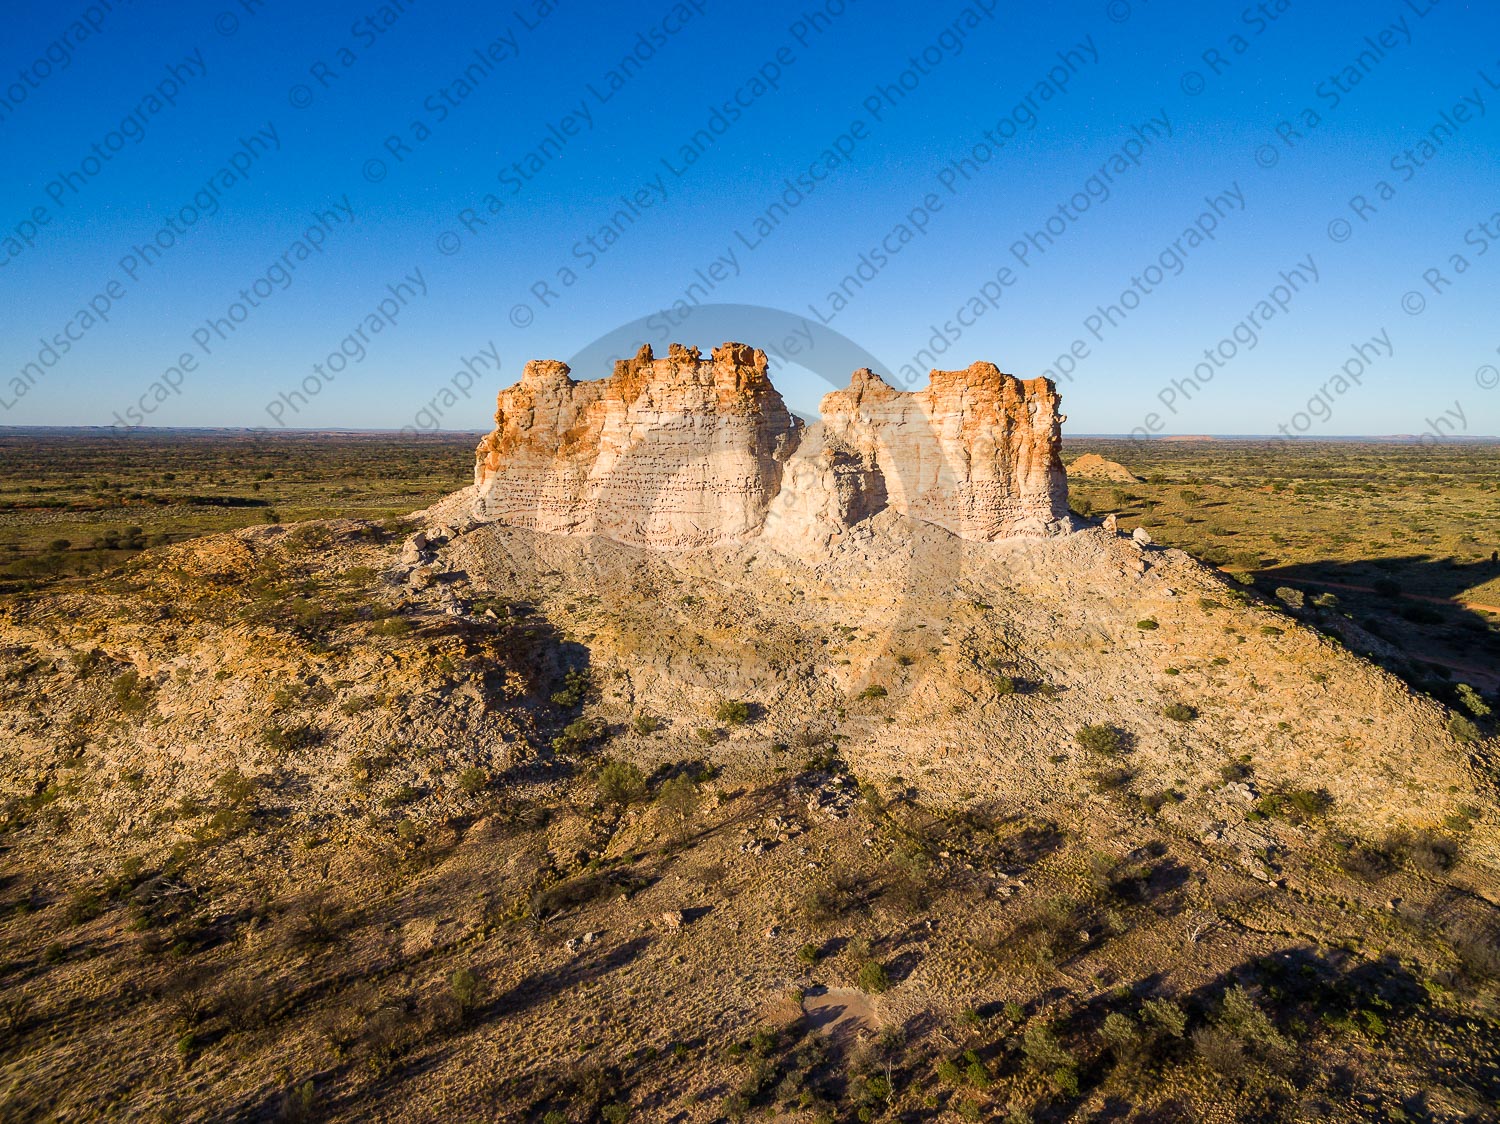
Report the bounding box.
[472,342,801,549]
[805,364,1073,542]
[1067,452,1141,483]
[473,344,1073,549]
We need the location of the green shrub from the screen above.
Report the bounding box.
[1021,1022,1074,1074]
[1447,713,1482,743]
[857,960,891,993]
[597,761,646,808]
[279,1079,318,1122]
[1162,703,1197,722]
[631,713,661,735]
[1075,724,1124,756]
[994,675,1018,696]
[550,669,591,708]
[261,724,321,754]
[214,767,258,806]
[1455,684,1491,719]
[449,967,483,1016]
[1136,618,1159,631]
[382,785,421,809]
[552,716,604,753]
[797,943,821,966]
[64,890,103,926]
[716,699,752,725]
[1139,997,1187,1039]
[858,685,888,700]
[1217,985,1290,1053]
[456,767,488,794]
[112,670,152,714]
[1251,788,1332,822]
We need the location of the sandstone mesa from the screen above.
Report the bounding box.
[471,341,1075,550]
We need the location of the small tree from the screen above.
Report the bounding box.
[1099,1012,1140,1060]
[655,774,699,837]
[1021,1022,1077,1093]
[1217,985,1289,1054]
[449,967,483,1019]
[1139,997,1187,1040]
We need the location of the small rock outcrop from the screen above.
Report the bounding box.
[473,344,1073,549]
[1066,453,1141,483]
[473,342,801,549]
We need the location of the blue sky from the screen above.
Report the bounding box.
[2,0,1497,436]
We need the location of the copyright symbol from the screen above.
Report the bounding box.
[289,85,314,110]
[1254,145,1280,169]
[215,11,239,36]
[437,231,462,256]
[510,303,534,328]
[363,158,387,183]
[1477,365,1499,391]
[1181,71,1205,96]
[1106,0,1132,22]
[1327,219,1352,243]
[1401,291,1426,316]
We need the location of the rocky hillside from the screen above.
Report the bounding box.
[1,347,1496,1122]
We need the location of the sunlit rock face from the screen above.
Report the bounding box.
[473,342,801,549]
[473,346,1073,550]
[797,364,1074,542]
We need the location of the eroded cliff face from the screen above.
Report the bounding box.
[813,364,1073,541]
[472,344,1072,550]
[472,342,801,549]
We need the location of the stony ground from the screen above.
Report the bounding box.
[0,499,1497,1121]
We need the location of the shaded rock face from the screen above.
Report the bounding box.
[791,364,1074,543]
[473,342,801,549]
[473,345,1072,549]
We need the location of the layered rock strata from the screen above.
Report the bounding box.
[472,342,801,549]
[810,364,1073,541]
[472,344,1072,549]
